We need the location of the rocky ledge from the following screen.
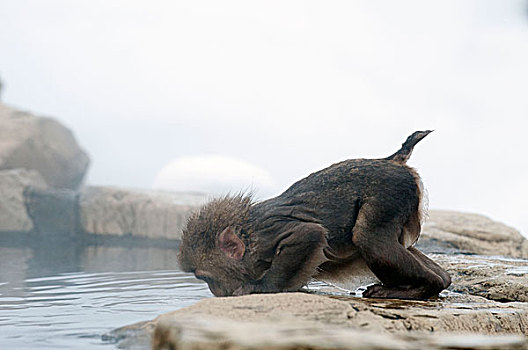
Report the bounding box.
[0,174,206,241]
[108,251,528,350]
[418,210,528,258]
[0,102,207,240]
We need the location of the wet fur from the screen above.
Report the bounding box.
[179,130,451,299]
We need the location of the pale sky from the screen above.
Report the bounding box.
[1,1,527,235]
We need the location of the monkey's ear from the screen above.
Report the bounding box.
[218,226,245,261]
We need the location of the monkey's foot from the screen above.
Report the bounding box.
[363,284,432,300]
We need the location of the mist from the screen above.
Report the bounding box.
[1,0,527,235]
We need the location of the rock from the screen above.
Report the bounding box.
[109,253,528,349]
[0,103,89,189]
[436,254,528,303]
[419,210,528,258]
[0,169,47,233]
[110,291,528,350]
[78,186,207,239]
[152,316,527,350]
[146,292,528,335]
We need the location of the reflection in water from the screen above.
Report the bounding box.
[0,242,211,349]
[81,246,180,273]
[0,248,33,299]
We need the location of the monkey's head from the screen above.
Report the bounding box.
[178,194,253,296]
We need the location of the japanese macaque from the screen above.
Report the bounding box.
[178,131,451,299]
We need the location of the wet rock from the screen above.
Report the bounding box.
[110,290,528,350]
[78,186,207,239]
[157,292,528,334]
[436,254,528,303]
[0,169,47,233]
[0,103,89,189]
[419,210,528,258]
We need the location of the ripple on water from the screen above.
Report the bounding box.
[0,245,213,349]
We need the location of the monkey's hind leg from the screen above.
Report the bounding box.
[407,246,451,290]
[352,205,448,300]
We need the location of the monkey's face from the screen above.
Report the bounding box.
[179,226,250,297]
[193,270,226,297]
[178,195,254,297]
[192,259,245,297]
[180,250,249,297]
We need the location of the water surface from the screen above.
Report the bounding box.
[0,241,212,349]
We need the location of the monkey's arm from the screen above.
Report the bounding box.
[234,222,327,295]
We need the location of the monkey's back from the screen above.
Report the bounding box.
[251,158,421,254]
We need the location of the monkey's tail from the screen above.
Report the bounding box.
[386,130,433,164]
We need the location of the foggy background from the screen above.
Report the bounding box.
[0,1,527,235]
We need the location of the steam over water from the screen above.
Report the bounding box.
[0,242,212,349]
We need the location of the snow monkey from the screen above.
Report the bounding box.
[178,130,451,299]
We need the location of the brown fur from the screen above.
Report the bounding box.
[178,130,451,299]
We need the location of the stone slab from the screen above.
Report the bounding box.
[78,186,207,239]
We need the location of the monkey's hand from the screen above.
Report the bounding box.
[363,284,391,298]
[363,283,431,300]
